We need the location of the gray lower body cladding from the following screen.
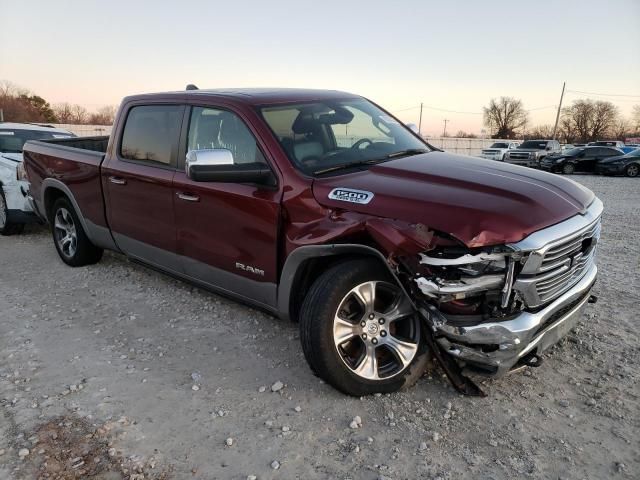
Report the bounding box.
[430,263,597,377]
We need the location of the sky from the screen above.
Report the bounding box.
[1,0,639,135]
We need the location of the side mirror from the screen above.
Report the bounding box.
[406,123,419,134]
[186,149,274,184]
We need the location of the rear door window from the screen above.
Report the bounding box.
[120,105,183,167]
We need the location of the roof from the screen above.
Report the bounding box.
[0,122,73,133]
[124,88,362,106]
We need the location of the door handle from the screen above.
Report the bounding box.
[109,176,127,185]
[177,192,200,202]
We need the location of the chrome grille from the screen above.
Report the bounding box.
[509,152,531,159]
[511,204,602,309]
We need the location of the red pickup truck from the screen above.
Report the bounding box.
[23,88,602,396]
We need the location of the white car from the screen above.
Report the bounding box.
[479,141,519,161]
[0,123,75,235]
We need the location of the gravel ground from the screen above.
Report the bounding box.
[0,175,638,480]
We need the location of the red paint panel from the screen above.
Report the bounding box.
[172,172,281,283]
[312,152,594,247]
[102,158,176,253]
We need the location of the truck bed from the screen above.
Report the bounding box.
[22,136,110,234]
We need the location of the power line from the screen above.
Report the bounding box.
[391,105,421,112]
[566,89,640,98]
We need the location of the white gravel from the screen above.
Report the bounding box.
[0,175,638,479]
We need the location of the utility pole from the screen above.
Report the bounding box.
[418,103,423,136]
[552,81,566,140]
[442,119,449,137]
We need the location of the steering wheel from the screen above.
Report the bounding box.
[351,138,374,150]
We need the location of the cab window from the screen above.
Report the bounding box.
[187,107,266,165]
[120,105,183,166]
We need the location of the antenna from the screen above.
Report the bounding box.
[186,84,199,91]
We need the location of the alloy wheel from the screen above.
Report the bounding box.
[332,281,420,380]
[54,207,78,258]
[627,164,639,177]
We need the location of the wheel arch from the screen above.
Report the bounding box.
[278,244,410,322]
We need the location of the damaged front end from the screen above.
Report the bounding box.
[378,200,602,394]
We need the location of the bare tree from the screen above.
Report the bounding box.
[591,101,619,140]
[561,99,619,142]
[454,130,478,138]
[612,119,630,141]
[526,124,554,140]
[88,105,117,125]
[70,104,88,124]
[53,103,74,123]
[632,105,640,131]
[483,97,528,139]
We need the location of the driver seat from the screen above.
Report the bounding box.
[293,141,323,163]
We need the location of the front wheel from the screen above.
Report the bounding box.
[51,197,103,266]
[0,189,24,236]
[299,259,429,396]
[625,164,639,177]
[562,163,575,175]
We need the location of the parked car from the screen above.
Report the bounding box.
[23,88,601,396]
[560,144,575,153]
[589,140,635,154]
[591,140,625,148]
[479,141,519,161]
[540,146,623,174]
[504,139,561,167]
[595,148,640,177]
[0,123,75,235]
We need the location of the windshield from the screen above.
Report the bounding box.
[0,128,75,154]
[624,148,640,157]
[518,140,548,150]
[489,142,509,148]
[259,98,429,175]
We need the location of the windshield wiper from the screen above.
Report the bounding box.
[313,148,428,175]
[384,148,428,159]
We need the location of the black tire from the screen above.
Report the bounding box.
[0,188,25,236]
[299,259,430,396]
[625,164,639,178]
[562,163,575,175]
[50,197,103,266]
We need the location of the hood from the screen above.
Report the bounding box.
[312,152,595,248]
[511,148,544,152]
[0,152,23,163]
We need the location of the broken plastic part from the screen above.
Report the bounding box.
[416,274,504,300]
[419,251,506,266]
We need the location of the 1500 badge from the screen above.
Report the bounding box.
[328,188,374,204]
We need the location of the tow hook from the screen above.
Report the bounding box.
[588,295,598,304]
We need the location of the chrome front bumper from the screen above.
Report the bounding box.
[432,262,597,377]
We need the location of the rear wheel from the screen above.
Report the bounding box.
[51,197,103,266]
[562,163,575,175]
[299,259,429,396]
[0,189,24,236]
[625,164,639,177]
